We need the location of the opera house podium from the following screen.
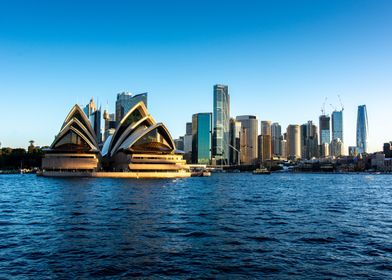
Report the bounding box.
[41,102,190,178]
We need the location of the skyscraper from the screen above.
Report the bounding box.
[301,121,319,159]
[84,98,102,143]
[236,115,258,165]
[287,125,301,160]
[319,115,331,145]
[115,92,148,122]
[331,110,343,142]
[192,113,212,164]
[212,84,230,165]
[229,118,241,166]
[356,105,368,154]
[271,122,282,156]
[259,121,272,162]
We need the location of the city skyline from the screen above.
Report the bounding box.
[1,1,391,152]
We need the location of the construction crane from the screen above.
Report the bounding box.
[321,97,328,115]
[338,94,344,111]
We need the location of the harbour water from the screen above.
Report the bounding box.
[1,173,392,278]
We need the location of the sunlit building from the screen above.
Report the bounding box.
[287,125,301,160]
[236,115,258,165]
[259,121,272,162]
[42,102,190,178]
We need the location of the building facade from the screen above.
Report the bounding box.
[259,121,272,162]
[212,84,230,165]
[356,105,368,154]
[271,122,282,156]
[287,125,301,160]
[319,115,331,145]
[331,110,343,142]
[192,113,212,164]
[115,92,148,123]
[236,115,258,165]
[229,118,241,166]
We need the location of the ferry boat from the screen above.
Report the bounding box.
[252,168,271,175]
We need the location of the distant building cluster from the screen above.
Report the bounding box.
[174,84,372,167]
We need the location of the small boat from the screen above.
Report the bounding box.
[191,170,211,177]
[252,168,271,175]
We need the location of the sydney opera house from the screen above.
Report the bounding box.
[41,102,190,178]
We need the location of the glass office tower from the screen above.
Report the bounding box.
[319,115,331,144]
[213,84,230,165]
[192,113,212,164]
[356,105,368,154]
[331,110,343,142]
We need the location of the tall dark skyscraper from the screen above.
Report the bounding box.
[212,84,230,165]
[356,105,368,154]
[319,115,331,145]
[229,118,241,166]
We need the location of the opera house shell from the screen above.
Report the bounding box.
[42,102,190,178]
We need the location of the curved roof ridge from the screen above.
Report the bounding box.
[109,115,156,157]
[61,104,96,140]
[108,101,149,153]
[58,117,99,148]
[51,126,98,151]
[119,122,175,153]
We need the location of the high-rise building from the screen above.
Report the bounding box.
[115,92,148,123]
[212,84,230,165]
[280,139,287,159]
[259,121,272,162]
[84,98,102,143]
[236,115,258,165]
[356,105,368,154]
[287,125,301,160]
[229,118,241,166]
[183,122,193,163]
[331,110,343,142]
[174,136,184,151]
[300,124,308,159]
[186,122,192,135]
[192,113,212,164]
[301,121,319,159]
[271,123,282,156]
[330,138,343,158]
[319,115,331,145]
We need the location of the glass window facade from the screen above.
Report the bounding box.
[213,85,230,165]
[331,110,343,142]
[192,113,212,164]
[356,105,368,154]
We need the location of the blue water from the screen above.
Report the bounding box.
[1,173,392,278]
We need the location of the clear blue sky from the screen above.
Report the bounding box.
[1,0,391,152]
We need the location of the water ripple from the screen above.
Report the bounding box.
[0,173,391,278]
